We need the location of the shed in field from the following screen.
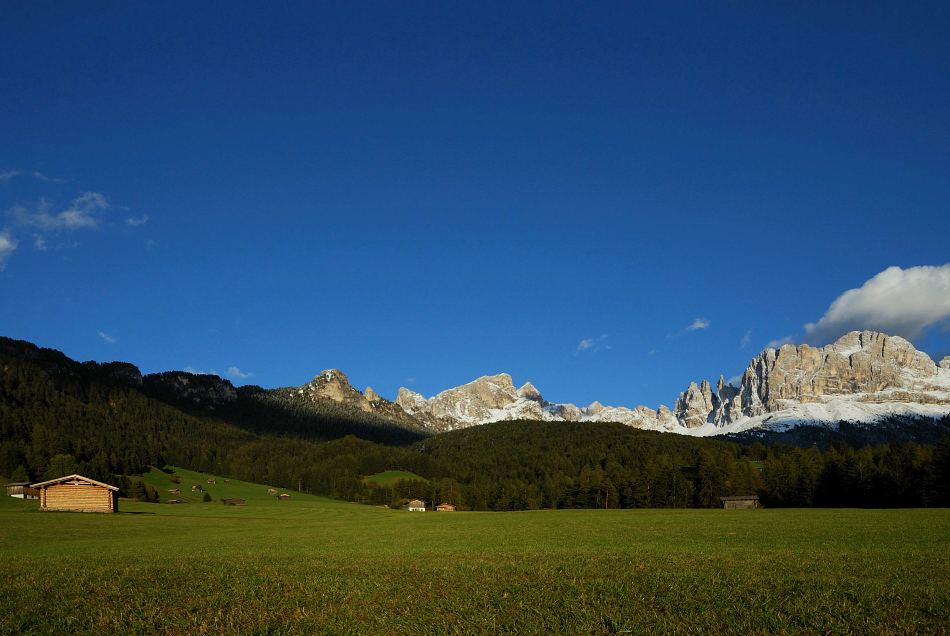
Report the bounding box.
[405,499,425,512]
[6,482,40,499]
[31,474,119,513]
[167,499,181,504]
[222,498,245,506]
[224,479,230,483]
[168,489,181,495]
[266,488,277,495]
[720,495,760,509]
[277,493,291,500]
[436,503,456,512]
[191,485,203,492]
[206,477,216,484]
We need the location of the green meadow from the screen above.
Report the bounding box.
[1,469,948,635]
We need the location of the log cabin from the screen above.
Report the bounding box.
[6,482,40,499]
[277,493,291,500]
[720,495,760,509]
[31,474,119,513]
[436,503,456,512]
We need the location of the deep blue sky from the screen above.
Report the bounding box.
[2,2,949,410]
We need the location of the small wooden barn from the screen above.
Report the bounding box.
[191,485,203,492]
[222,498,245,506]
[405,499,425,512]
[436,503,456,512]
[720,495,760,509]
[266,488,277,495]
[277,493,291,500]
[167,499,181,504]
[6,482,40,499]
[224,479,230,483]
[168,489,181,495]
[31,474,119,513]
[206,477,216,484]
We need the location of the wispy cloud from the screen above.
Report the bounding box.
[33,234,48,251]
[685,318,710,332]
[97,330,117,344]
[227,366,254,380]
[647,349,656,356]
[126,214,149,227]
[0,170,21,186]
[804,264,950,346]
[740,330,752,349]
[406,377,416,384]
[576,334,610,355]
[183,366,218,376]
[765,336,794,349]
[726,375,743,387]
[32,171,69,184]
[0,230,16,270]
[12,192,109,231]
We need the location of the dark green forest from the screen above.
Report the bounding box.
[2,336,949,510]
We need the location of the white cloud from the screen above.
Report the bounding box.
[0,170,21,185]
[227,366,254,380]
[12,192,110,231]
[804,264,950,346]
[685,318,710,331]
[32,171,69,183]
[726,375,743,387]
[97,331,117,344]
[0,230,16,270]
[575,334,609,355]
[765,336,794,350]
[647,349,656,356]
[740,330,752,349]
[406,377,416,383]
[126,214,149,227]
[183,366,218,376]
[33,234,47,251]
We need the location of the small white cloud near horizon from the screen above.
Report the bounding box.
[0,230,17,270]
[227,366,254,380]
[804,264,950,346]
[685,318,710,332]
[183,366,218,376]
[97,331,117,344]
[406,377,416,383]
[126,214,149,227]
[576,334,610,355]
[740,330,752,349]
[726,375,743,387]
[0,170,22,185]
[765,335,794,350]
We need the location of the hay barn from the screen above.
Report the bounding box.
[266,488,277,495]
[206,478,216,484]
[436,503,456,512]
[191,485,203,492]
[168,489,180,494]
[31,474,119,513]
[277,493,291,500]
[6,482,40,499]
[720,495,760,509]
[405,499,425,512]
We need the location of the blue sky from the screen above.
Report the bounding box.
[2,2,949,411]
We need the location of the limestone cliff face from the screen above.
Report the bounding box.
[390,331,950,434]
[142,371,237,410]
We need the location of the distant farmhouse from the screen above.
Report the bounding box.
[436,503,456,512]
[405,499,425,512]
[31,474,119,513]
[6,482,39,499]
[720,495,759,509]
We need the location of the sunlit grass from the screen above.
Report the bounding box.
[1,469,947,635]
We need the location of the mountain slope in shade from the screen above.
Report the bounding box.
[395,331,950,436]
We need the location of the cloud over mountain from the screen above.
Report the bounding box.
[804,264,950,346]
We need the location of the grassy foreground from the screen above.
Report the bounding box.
[0,471,948,635]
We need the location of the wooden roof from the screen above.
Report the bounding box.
[719,495,759,501]
[30,474,119,491]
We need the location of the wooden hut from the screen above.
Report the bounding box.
[168,489,181,495]
[224,479,230,484]
[6,482,40,499]
[206,477,216,484]
[191,485,203,492]
[405,499,426,512]
[167,499,181,504]
[222,498,245,506]
[277,493,291,500]
[31,474,119,513]
[720,495,760,509]
[436,503,456,512]
[266,488,277,495]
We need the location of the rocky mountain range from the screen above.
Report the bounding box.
[392,331,950,436]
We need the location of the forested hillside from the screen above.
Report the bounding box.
[2,335,949,510]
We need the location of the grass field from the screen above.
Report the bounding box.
[362,470,429,488]
[1,469,948,635]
